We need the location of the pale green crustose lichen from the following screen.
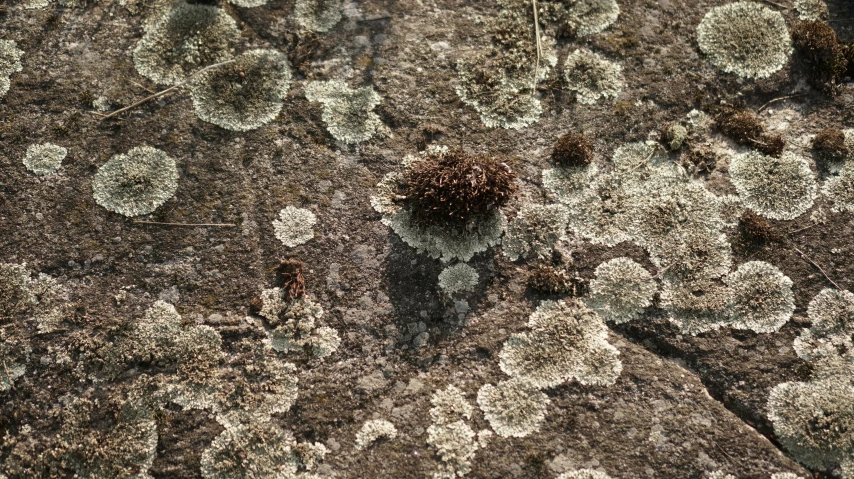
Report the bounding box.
[133,2,240,85]
[256,289,340,359]
[355,419,398,450]
[191,49,292,131]
[795,0,828,21]
[0,262,70,333]
[92,146,179,217]
[586,257,656,325]
[476,378,550,438]
[293,0,341,32]
[273,206,317,248]
[729,151,816,221]
[304,80,382,144]
[22,143,67,176]
[429,385,474,425]
[502,203,569,261]
[725,261,794,333]
[0,40,23,98]
[563,49,623,105]
[696,2,792,79]
[437,263,479,296]
[557,470,614,479]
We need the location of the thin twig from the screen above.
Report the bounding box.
[530,0,542,95]
[788,223,816,236]
[757,93,805,113]
[790,244,841,290]
[93,59,236,120]
[132,220,237,227]
[129,80,155,94]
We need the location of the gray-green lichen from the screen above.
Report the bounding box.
[823,161,854,214]
[273,206,317,248]
[22,143,67,176]
[559,0,619,36]
[795,0,828,21]
[304,80,382,144]
[438,263,479,296]
[725,261,794,333]
[454,0,557,129]
[0,329,28,392]
[476,378,550,438]
[355,419,398,450]
[708,473,736,479]
[227,0,270,7]
[771,474,805,479]
[0,40,23,98]
[499,300,622,388]
[502,203,569,261]
[429,385,474,425]
[729,151,816,220]
[0,262,70,333]
[293,0,341,33]
[557,470,614,479]
[586,257,656,325]
[256,289,340,359]
[190,49,292,131]
[696,2,792,79]
[92,146,179,217]
[133,2,240,85]
[793,288,854,364]
[427,420,481,479]
[563,49,623,105]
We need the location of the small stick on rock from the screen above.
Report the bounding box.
[132,220,237,227]
[757,93,805,113]
[93,59,236,120]
[790,244,841,290]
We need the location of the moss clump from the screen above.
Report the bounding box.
[133,2,240,85]
[737,210,783,247]
[92,146,179,217]
[190,49,292,131]
[696,2,792,79]
[812,128,848,170]
[401,149,517,231]
[661,123,688,151]
[276,258,306,301]
[293,0,341,32]
[552,133,594,167]
[791,20,849,94]
[22,142,67,176]
[715,106,785,157]
[0,39,23,98]
[304,80,382,144]
[563,48,623,105]
[476,378,550,438]
[729,150,816,220]
[527,264,582,296]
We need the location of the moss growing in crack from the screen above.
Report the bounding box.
[438,263,479,296]
[133,2,240,85]
[563,49,623,105]
[586,257,656,325]
[190,49,292,131]
[304,80,381,144]
[725,261,794,333]
[729,151,816,220]
[0,40,23,98]
[22,143,67,176]
[696,2,792,79]
[499,299,622,388]
[293,0,341,32]
[502,203,569,261]
[355,419,398,450]
[476,378,550,438]
[93,146,179,217]
[273,206,317,248]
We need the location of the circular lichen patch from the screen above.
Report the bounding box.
[22,143,67,176]
[191,49,292,131]
[93,146,179,217]
[563,49,623,105]
[729,150,816,220]
[696,2,792,79]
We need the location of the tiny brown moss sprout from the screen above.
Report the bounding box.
[715,106,785,157]
[527,264,586,297]
[738,210,783,247]
[791,20,849,94]
[400,148,518,230]
[552,133,594,167]
[812,128,848,167]
[276,258,306,301]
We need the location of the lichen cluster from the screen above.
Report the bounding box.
[502,203,569,261]
[586,257,656,325]
[476,378,550,438]
[696,2,792,79]
[190,49,292,131]
[557,470,614,479]
[426,386,491,479]
[133,2,240,85]
[437,263,479,296]
[293,0,342,33]
[0,262,70,333]
[729,151,817,221]
[92,146,179,217]
[355,419,398,450]
[254,287,340,359]
[0,40,23,98]
[273,206,318,248]
[795,0,828,21]
[304,80,382,144]
[563,49,623,105]
[22,143,67,176]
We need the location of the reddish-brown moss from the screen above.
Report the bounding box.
[276,258,306,301]
[716,106,786,157]
[738,210,783,247]
[552,133,594,167]
[791,21,849,93]
[812,128,848,166]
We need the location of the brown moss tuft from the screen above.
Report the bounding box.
[527,264,586,296]
[791,21,849,93]
[401,148,518,229]
[738,210,783,247]
[552,133,594,167]
[812,128,848,166]
[276,258,306,301]
[716,106,786,157]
